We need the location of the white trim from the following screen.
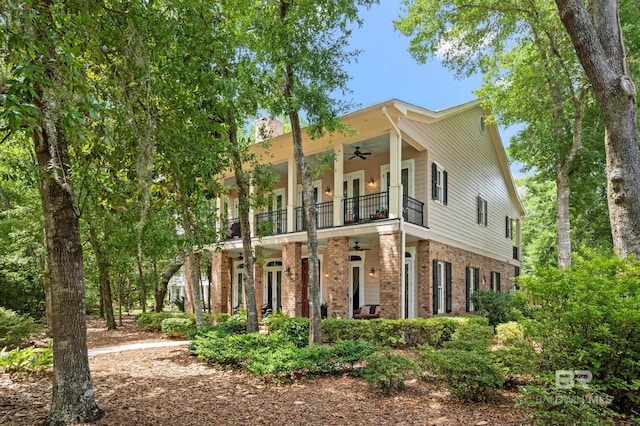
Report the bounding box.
[348,252,365,318]
[436,261,445,314]
[263,260,283,311]
[403,247,417,318]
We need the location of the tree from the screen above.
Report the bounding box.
[396,0,605,268]
[1,1,104,422]
[252,0,377,344]
[554,0,640,258]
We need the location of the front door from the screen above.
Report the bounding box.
[264,261,282,313]
[349,255,364,318]
[232,262,244,310]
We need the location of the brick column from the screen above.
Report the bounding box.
[183,254,194,314]
[416,240,432,317]
[379,231,402,319]
[254,262,264,322]
[210,251,231,318]
[327,237,350,319]
[282,242,302,317]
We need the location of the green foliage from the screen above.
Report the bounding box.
[321,316,487,348]
[0,345,53,375]
[517,384,619,426]
[332,339,376,365]
[0,307,39,349]
[470,290,516,326]
[419,347,504,402]
[160,318,194,337]
[275,317,310,348]
[136,312,211,331]
[451,322,494,342]
[361,350,419,395]
[517,252,640,412]
[214,313,231,324]
[495,321,525,346]
[212,319,247,337]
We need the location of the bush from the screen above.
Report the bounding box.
[276,317,309,347]
[361,350,419,395]
[161,318,194,337]
[451,322,494,342]
[263,311,291,333]
[517,383,619,425]
[419,347,504,402]
[470,290,516,326]
[517,252,640,413]
[213,312,231,324]
[321,316,487,348]
[136,312,212,331]
[0,307,39,349]
[495,321,525,346]
[0,345,53,375]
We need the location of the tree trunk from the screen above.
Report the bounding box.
[555,0,640,258]
[136,253,146,313]
[35,96,103,424]
[278,3,322,343]
[88,226,116,329]
[228,120,259,333]
[155,259,184,312]
[556,170,572,269]
[179,197,205,327]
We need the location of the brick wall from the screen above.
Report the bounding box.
[281,242,302,317]
[326,237,350,318]
[379,231,401,319]
[210,251,231,316]
[416,240,431,317]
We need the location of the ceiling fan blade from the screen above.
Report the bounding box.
[358,155,366,160]
[348,155,357,160]
[362,152,372,156]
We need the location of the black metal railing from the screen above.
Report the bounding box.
[403,195,424,226]
[513,246,519,260]
[295,201,333,231]
[226,218,241,240]
[342,192,389,225]
[255,209,287,236]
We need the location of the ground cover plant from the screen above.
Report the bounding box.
[0,307,40,349]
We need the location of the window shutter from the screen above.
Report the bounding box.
[477,196,482,224]
[505,216,510,238]
[465,267,471,312]
[432,259,439,314]
[474,268,480,292]
[431,162,438,200]
[445,262,452,313]
[496,272,501,292]
[443,170,448,205]
[483,201,488,226]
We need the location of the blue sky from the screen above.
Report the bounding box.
[341,1,526,178]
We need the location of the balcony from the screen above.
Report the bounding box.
[295,201,334,231]
[342,192,424,226]
[255,209,287,236]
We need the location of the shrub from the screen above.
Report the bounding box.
[361,350,419,395]
[451,322,494,341]
[136,312,212,331]
[0,307,39,349]
[161,318,194,337]
[276,317,309,347]
[214,313,231,324]
[419,347,504,402]
[333,339,376,366]
[517,384,620,425]
[0,345,53,375]
[470,290,516,326]
[495,321,525,346]
[517,252,640,413]
[442,338,491,351]
[263,311,291,333]
[212,318,247,337]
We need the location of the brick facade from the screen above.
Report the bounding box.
[416,240,432,317]
[326,237,350,318]
[281,242,302,317]
[379,231,402,319]
[210,251,231,316]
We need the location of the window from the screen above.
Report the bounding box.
[491,271,501,292]
[477,196,488,226]
[466,267,480,312]
[505,215,513,239]
[431,162,448,205]
[432,260,452,314]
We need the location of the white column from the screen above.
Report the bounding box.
[333,144,344,226]
[388,129,403,219]
[287,157,297,232]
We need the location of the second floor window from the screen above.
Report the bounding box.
[431,162,448,205]
[477,196,488,226]
[505,215,513,239]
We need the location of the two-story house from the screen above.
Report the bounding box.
[187,99,524,320]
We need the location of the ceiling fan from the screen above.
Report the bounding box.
[349,146,372,160]
[353,241,372,251]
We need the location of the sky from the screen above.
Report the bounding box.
[340,1,526,178]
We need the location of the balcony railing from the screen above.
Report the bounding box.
[403,195,424,226]
[226,218,241,240]
[255,209,287,236]
[342,192,424,226]
[295,201,334,231]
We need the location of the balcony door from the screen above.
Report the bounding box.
[343,171,364,223]
[269,188,285,233]
[381,159,415,198]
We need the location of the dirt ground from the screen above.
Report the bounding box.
[1,316,531,425]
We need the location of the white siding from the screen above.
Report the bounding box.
[399,108,521,261]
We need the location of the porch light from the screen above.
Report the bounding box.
[369,267,375,277]
[368,177,376,188]
[285,266,291,277]
[324,186,331,195]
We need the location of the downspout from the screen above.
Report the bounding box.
[382,106,406,319]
